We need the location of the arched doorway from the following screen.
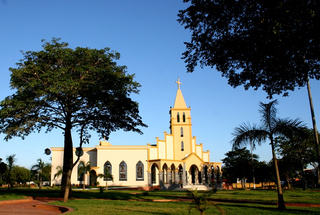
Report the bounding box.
[190,165,199,185]
[151,163,159,185]
[90,170,97,186]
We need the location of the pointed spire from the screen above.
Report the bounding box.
[173,78,187,108]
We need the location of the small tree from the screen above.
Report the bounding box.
[31,158,46,189]
[187,188,222,215]
[53,166,63,181]
[78,161,91,190]
[5,154,16,190]
[97,167,113,191]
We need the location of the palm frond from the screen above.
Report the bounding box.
[259,100,278,130]
[274,118,306,138]
[231,122,267,150]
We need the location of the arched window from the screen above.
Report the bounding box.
[136,161,144,181]
[177,112,180,122]
[181,141,184,151]
[181,127,183,137]
[77,162,84,181]
[183,112,186,122]
[119,161,127,181]
[104,161,112,181]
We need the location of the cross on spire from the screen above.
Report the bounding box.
[176,78,182,89]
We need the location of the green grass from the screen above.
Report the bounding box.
[1,188,320,214]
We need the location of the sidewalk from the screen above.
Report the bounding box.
[0,197,73,215]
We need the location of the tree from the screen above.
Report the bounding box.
[0,38,147,202]
[221,147,259,186]
[5,154,16,190]
[231,100,303,210]
[178,0,320,185]
[178,0,320,97]
[78,161,91,190]
[0,158,7,183]
[97,166,113,190]
[53,166,63,182]
[13,166,31,186]
[31,158,47,189]
[275,128,318,189]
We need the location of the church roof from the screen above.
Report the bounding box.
[173,79,187,109]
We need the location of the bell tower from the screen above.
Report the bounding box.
[170,79,192,160]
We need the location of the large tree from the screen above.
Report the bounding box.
[231,100,303,210]
[178,0,320,185]
[178,0,320,97]
[221,147,259,185]
[0,38,147,202]
[275,128,318,189]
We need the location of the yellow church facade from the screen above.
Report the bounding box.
[51,79,221,189]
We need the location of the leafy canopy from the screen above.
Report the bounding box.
[0,38,147,144]
[178,0,320,98]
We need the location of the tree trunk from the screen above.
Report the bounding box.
[307,80,320,186]
[271,141,286,210]
[60,119,74,202]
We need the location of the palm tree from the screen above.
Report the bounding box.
[231,100,304,210]
[78,161,91,190]
[97,167,113,190]
[53,166,63,184]
[31,158,45,189]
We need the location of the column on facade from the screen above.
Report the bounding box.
[167,170,172,184]
[147,171,152,186]
[182,163,186,186]
[175,170,179,184]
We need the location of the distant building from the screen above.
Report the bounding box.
[51,79,221,189]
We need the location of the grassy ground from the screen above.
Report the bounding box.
[1,187,320,214]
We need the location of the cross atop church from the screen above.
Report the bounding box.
[176,78,182,89]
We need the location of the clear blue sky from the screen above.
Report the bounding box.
[0,0,319,169]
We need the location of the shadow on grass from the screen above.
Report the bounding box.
[224,203,318,214]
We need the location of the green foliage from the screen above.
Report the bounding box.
[187,188,221,215]
[178,0,320,98]
[222,148,262,183]
[78,161,92,190]
[31,158,50,189]
[0,38,147,200]
[5,154,16,189]
[231,100,304,209]
[97,166,113,190]
[12,166,30,185]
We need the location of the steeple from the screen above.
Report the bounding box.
[173,78,187,109]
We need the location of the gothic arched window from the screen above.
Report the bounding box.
[181,127,183,137]
[177,112,180,122]
[183,112,186,122]
[181,141,184,151]
[104,161,112,181]
[119,161,127,181]
[136,161,144,181]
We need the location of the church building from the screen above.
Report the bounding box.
[51,79,221,189]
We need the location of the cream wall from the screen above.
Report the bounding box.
[95,146,149,186]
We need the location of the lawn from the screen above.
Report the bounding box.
[1,187,320,214]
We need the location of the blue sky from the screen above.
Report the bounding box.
[0,0,319,169]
